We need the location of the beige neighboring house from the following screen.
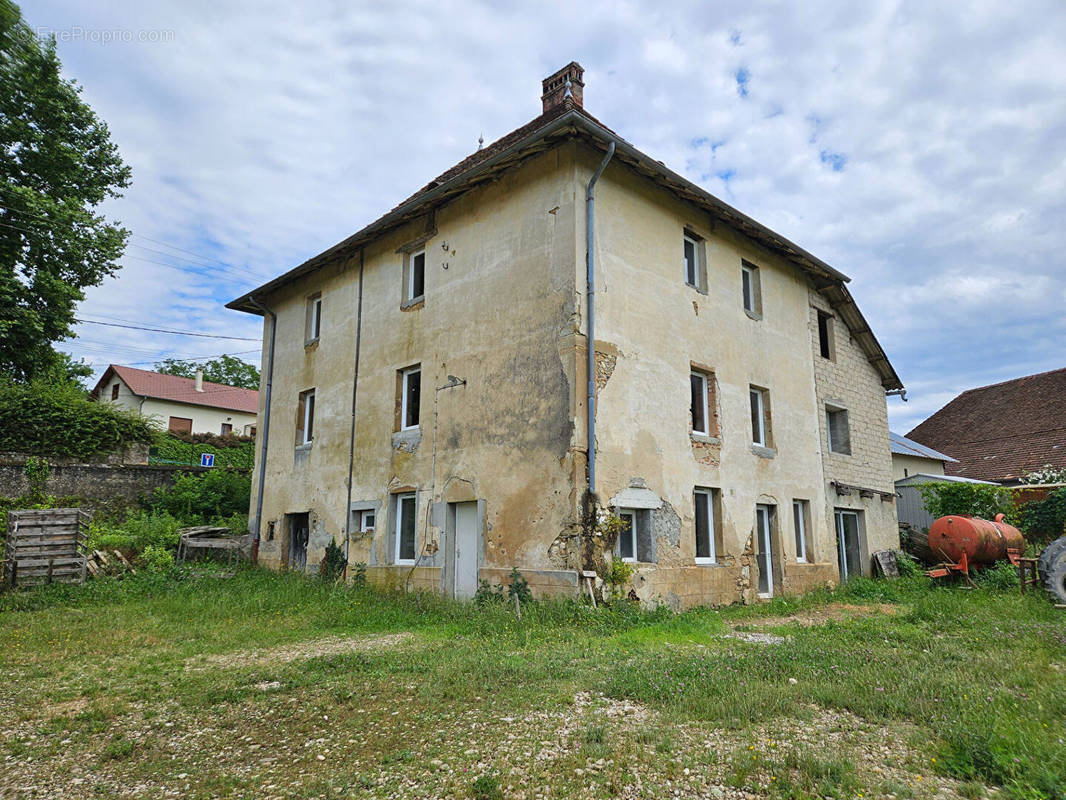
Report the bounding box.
[227,63,904,608]
[890,431,957,482]
[92,364,258,436]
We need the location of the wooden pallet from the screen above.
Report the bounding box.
[5,509,91,587]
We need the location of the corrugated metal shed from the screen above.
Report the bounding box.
[894,473,998,530]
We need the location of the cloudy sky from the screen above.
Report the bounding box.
[21,0,1066,432]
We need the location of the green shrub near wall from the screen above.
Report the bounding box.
[0,380,154,460]
[150,433,255,469]
[917,481,1015,522]
[1017,487,1066,546]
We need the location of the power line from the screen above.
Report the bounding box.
[0,198,265,282]
[75,318,259,340]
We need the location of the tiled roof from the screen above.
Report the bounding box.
[93,365,259,415]
[889,431,957,462]
[906,367,1066,482]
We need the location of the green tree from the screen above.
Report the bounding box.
[154,354,260,390]
[0,1,131,381]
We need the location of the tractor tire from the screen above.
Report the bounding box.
[1045,552,1066,604]
[1038,535,1066,583]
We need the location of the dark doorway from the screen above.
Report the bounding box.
[289,513,309,572]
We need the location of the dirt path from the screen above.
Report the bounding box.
[184,631,414,671]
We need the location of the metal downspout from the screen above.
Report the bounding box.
[248,296,277,564]
[343,249,366,578]
[586,141,615,498]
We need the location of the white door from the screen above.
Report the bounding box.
[755,504,774,596]
[453,502,479,600]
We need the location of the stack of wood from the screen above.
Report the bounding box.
[4,509,91,587]
[899,524,934,564]
[85,549,136,578]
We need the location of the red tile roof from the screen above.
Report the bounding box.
[93,365,259,415]
[906,367,1066,482]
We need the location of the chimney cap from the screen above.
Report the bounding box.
[541,61,584,113]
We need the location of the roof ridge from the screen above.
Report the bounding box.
[957,365,1066,395]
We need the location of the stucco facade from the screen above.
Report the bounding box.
[233,65,902,608]
[892,454,945,483]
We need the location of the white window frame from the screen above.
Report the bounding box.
[755,503,775,597]
[750,387,767,446]
[741,264,755,312]
[310,296,322,340]
[835,509,863,581]
[617,510,638,563]
[407,249,426,302]
[395,493,417,565]
[401,366,421,431]
[359,509,376,533]
[694,489,716,565]
[298,389,315,446]
[690,370,709,435]
[683,234,700,288]
[793,500,808,563]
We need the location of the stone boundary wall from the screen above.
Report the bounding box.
[0,457,213,504]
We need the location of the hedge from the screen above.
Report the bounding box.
[0,379,155,460]
[150,433,255,469]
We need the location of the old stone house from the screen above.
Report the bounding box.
[228,63,904,608]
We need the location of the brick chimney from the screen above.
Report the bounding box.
[541,62,584,113]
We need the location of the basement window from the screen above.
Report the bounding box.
[358,509,376,533]
[296,389,316,446]
[306,293,322,345]
[817,311,834,360]
[741,261,762,317]
[400,366,421,430]
[826,405,851,455]
[616,508,652,563]
[694,488,722,564]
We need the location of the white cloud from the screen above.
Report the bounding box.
[19,0,1066,419]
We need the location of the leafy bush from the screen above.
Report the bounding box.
[150,433,255,468]
[917,481,1014,521]
[140,544,175,572]
[973,560,1020,591]
[319,539,346,582]
[474,578,504,605]
[506,567,532,605]
[603,557,636,599]
[148,469,251,522]
[87,511,183,555]
[0,378,155,459]
[1017,487,1066,542]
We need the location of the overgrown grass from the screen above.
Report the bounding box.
[1,569,1063,799]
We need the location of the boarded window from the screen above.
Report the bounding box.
[826,406,851,454]
[168,416,192,434]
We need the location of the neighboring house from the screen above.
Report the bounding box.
[889,431,957,482]
[907,367,1066,484]
[227,63,904,607]
[92,364,258,436]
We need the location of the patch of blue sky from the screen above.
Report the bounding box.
[819,150,847,171]
[735,67,750,97]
